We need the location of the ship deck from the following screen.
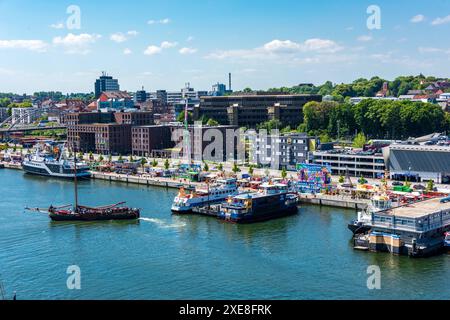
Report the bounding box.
[381,197,450,218]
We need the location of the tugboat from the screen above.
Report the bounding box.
[172,178,239,213]
[348,173,392,235]
[348,194,392,235]
[22,143,90,179]
[218,183,299,224]
[28,153,140,222]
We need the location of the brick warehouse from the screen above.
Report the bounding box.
[66,111,153,155]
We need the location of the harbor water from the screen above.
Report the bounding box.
[0,169,449,300]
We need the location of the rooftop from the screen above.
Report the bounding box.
[381,197,450,219]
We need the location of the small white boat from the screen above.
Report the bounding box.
[171,178,239,213]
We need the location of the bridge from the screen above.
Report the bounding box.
[0,108,67,142]
[0,125,67,133]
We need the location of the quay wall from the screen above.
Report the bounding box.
[299,196,369,210]
[90,172,196,190]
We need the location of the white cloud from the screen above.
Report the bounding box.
[110,31,138,43]
[143,41,179,55]
[263,40,301,53]
[301,39,342,53]
[410,14,425,23]
[161,41,178,49]
[431,15,450,26]
[179,47,198,55]
[357,35,372,42]
[186,36,195,42]
[0,40,48,52]
[50,22,65,29]
[124,48,132,55]
[53,33,101,54]
[148,18,171,25]
[418,47,450,54]
[110,33,127,43]
[144,45,162,56]
[206,38,342,61]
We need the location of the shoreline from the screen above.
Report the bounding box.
[1,163,368,210]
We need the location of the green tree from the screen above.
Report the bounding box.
[151,159,158,167]
[99,155,104,162]
[426,180,435,192]
[232,163,241,174]
[339,175,345,184]
[257,119,283,131]
[164,159,170,170]
[203,162,209,172]
[217,163,223,171]
[176,111,193,124]
[206,118,219,126]
[248,165,254,176]
[281,168,288,179]
[141,157,148,170]
[353,133,367,148]
[118,155,123,162]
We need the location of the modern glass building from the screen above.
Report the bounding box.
[95,72,120,98]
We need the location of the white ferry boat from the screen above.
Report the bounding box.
[348,194,392,235]
[22,145,91,179]
[172,178,239,213]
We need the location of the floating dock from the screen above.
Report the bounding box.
[354,197,450,257]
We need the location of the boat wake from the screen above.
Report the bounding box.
[139,218,187,229]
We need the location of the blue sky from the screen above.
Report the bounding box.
[0,0,449,94]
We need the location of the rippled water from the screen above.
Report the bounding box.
[0,169,449,300]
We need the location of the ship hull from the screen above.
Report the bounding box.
[49,208,140,222]
[228,206,298,224]
[49,213,139,222]
[23,163,91,179]
[348,221,372,235]
[220,204,298,224]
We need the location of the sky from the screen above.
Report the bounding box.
[0,0,449,94]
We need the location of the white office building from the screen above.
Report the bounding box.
[11,107,43,125]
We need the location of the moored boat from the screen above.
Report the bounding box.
[27,151,139,222]
[218,183,299,224]
[348,194,392,235]
[48,203,140,221]
[22,143,90,179]
[172,178,239,213]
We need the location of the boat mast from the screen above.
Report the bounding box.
[73,148,79,212]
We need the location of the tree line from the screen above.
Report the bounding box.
[240,75,450,101]
[300,99,450,141]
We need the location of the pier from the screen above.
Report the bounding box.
[354,197,450,257]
